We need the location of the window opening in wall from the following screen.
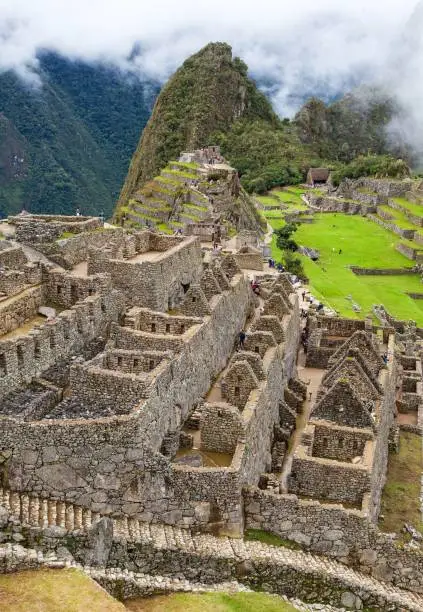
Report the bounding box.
[71,284,78,303]
[181,282,190,294]
[322,437,328,448]
[101,302,106,313]
[353,439,359,451]
[165,324,170,333]
[254,346,260,354]
[338,438,344,448]
[88,288,93,296]
[0,353,7,375]
[57,285,63,296]
[180,325,185,334]
[149,360,155,371]
[17,345,24,367]
[151,323,156,333]
[133,359,139,368]
[117,356,123,366]
[234,386,240,397]
[192,296,196,303]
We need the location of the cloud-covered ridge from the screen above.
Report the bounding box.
[0,0,422,155]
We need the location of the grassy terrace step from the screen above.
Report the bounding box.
[164,168,200,180]
[185,203,209,213]
[169,160,201,171]
[398,237,423,252]
[392,197,423,218]
[153,177,182,191]
[127,592,300,612]
[377,205,417,230]
[127,212,160,226]
[133,194,167,206]
[131,201,172,214]
[157,223,174,234]
[380,431,423,540]
[0,568,125,612]
[181,212,201,222]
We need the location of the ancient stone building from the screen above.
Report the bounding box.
[0,215,299,537]
[1,215,422,608]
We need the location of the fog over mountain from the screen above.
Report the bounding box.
[0,0,422,161]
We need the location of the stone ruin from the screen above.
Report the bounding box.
[0,215,422,609]
[0,216,299,536]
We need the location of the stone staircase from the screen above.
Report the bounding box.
[2,488,423,610]
[0,488,101,532]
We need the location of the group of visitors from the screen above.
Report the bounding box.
[268,258,285,272]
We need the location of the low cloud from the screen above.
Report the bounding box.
[0,0,422,155]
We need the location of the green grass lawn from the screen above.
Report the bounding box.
[379,432,423,539]
[125,592,300,612]
[0,568,125,611]
[256,187,308,212]
[268,212,423,323]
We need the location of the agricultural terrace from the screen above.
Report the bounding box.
[257,188,423,325]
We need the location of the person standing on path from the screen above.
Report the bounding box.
[239,330,246,350]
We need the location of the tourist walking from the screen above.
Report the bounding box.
[239,330,246,350]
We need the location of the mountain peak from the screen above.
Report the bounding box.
[117,42,278,207]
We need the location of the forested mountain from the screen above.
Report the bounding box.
[118,42,406,208]
[0,54,157,218]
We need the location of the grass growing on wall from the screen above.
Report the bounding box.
[245,528,302,550]
[379,432,423,539]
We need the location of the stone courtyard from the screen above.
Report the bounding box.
[0,213,422,610]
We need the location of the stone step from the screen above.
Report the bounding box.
[0,488,98,532]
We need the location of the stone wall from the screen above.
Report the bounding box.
[307,194,375,215]
[371,214,415,240]
[361,178,411,198]
[396,242,422,261]
[32,228,141,269]
[0,291,124,399]
[350,266,417,276]
[43,269,112,309]
[234,252,263,271]
[200,403,244,454]
[88,236,203,311]
[290,447,371,505]
[125,307,202,335]
[0,274,253,527]
[0,285,45,337]
[1,499,422,609]
[244,487,423,594]
[312,423,373,462]
[0,245,28,269]
[12,216,102,244]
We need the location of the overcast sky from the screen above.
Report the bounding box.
[0,0,421,127]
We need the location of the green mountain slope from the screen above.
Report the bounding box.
[118,42,407,212]
[118,42,280,206]
[0,55,155,218]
